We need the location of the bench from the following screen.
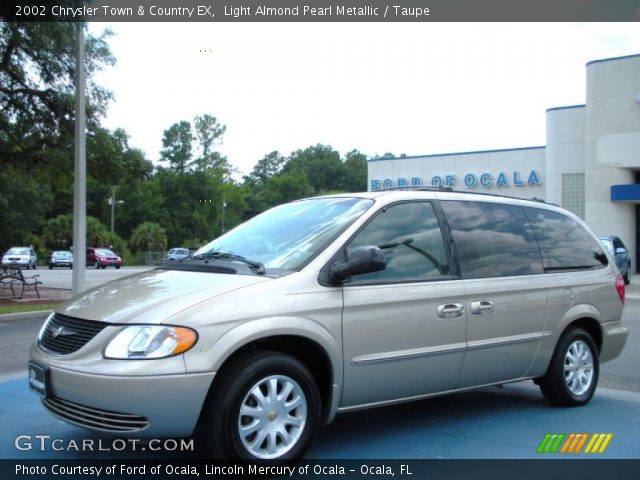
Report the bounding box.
[0,266,41,299]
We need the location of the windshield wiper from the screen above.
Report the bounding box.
[189,251,266,275]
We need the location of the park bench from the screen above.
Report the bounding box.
[0,266,41,299]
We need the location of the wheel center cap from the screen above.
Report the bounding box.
[267,411,277,421]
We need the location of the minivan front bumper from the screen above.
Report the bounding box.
[29,344,215,437]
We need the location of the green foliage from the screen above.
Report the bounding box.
[129,222,168,252]
[0,22,114,166]
[160,120,193,173]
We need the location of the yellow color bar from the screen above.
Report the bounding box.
[598,434,613,453]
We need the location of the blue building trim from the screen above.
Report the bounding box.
[546,104,585,113]
[611,184,640,202]
[586,53,640,67]
[367,146,546,163]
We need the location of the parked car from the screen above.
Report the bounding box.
[599,236,631,285]
[29,190,628,461]
[48,251,73,270]
[2,247,37,269]
[86,247,122,269]
[167,248,190,261]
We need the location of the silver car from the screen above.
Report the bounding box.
[28,190,628,461]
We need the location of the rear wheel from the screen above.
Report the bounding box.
[202,351,320,461]
[624,263,631,285]
[539,327,599,406]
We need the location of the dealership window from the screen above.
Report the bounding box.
[562,173,585,220]
[524,207,607,271]
[347,202,449,282]
[440,201,544,279]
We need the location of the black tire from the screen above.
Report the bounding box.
[49,265,53,270]
[94,261,100,269]
[202,351,320,462]
[69,264,73,269]
[539,327,599,406]
[115,265,121,269]
[32,262,36,269]
[624,264,630,285]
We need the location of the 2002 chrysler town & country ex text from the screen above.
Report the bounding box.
[28,190,628,461]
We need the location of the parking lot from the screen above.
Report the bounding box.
[0,274,639,460]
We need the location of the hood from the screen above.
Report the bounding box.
[58,269,270,324]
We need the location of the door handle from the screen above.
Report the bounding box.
[470,300,494,314]
[437,303,464,318]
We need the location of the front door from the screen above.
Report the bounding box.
[341,201,466,408]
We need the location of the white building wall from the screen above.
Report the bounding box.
[545,106,585,207]
[584,56,640,268]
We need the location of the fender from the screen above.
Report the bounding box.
[528,302,602,377]
[186,316,344,423]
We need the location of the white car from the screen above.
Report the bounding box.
[2,246,38,269]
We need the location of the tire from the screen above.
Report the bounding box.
[539,327,599,406]
[94,261,100,269]
[202,351,321,462]
[69,264,73,269]
[49,265,53,270]
[115,265,121,269]
[32,262,36,269]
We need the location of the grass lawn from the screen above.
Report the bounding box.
[0,303,60,315]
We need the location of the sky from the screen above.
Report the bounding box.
[89,22,640,177]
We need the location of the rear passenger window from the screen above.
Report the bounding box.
[524,207,608,271]
[347,202,450,282]
[441,201,544,279]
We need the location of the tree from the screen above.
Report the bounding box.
[284,144,344,193]
[160,121,194,173]
[0,22,114,166]
[342,149,368,192]
[193,114,226,171]
[246,151,286,184]
[129,222,168,252]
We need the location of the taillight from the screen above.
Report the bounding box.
[615,274,625,305]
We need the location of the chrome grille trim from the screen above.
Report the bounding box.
[42,397,148,432]
[38,313,108,355]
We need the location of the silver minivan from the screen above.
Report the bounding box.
[28,190,628,461]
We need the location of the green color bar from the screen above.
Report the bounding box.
[537,434,552,453]
[550,434,566,453]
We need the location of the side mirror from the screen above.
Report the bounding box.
[615,247,627,255]
[330,246,386,283]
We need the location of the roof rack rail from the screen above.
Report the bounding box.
[374,186,554,206]
[378,185,453,192]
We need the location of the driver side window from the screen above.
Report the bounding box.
[347,202,450,283]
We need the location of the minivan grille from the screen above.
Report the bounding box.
[38,313,108,355]
[42,397,148,432]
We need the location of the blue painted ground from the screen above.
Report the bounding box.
[1,376,638,460]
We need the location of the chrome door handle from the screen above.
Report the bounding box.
[437,303,464,318]
[470,300,494,314]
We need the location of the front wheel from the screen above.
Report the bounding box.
[539,327,599,406]
[94,261,100,269]
[202,351,320,461]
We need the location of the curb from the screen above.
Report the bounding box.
[0,310,52,323]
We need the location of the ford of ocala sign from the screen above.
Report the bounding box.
[370,170,542,191]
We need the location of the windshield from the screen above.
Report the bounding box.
[96,249,115,256]
[194,197,374,270]
[7,248,29,255]
[53,251,72,258]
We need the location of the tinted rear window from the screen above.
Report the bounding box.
[441,201,544,279]
[524,207,607,271]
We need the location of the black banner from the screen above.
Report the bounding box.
[4,460,640,480]
[2,0,640,22]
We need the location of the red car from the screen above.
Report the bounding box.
[86,247,122,269]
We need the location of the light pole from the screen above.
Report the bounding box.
[109,186,125,233]
[220,198,227,234]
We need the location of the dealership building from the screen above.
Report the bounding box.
[368,53,640,271]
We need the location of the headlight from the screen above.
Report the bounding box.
[104,325,198,359]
